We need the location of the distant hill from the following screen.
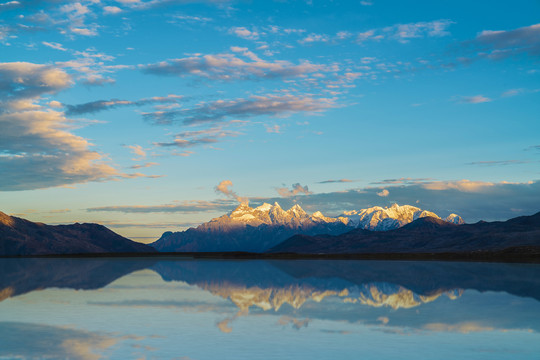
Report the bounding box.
[0,211,155,256]
[151,202,463,252]
[269,211,540,255]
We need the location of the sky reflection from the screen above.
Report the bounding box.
[1,259,539,359]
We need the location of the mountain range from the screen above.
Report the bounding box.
[1,204,539,257]
[150,203,463,252]
[270,211,540,255]
[0,211,154,256]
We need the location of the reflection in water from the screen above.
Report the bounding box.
[1,258,540,359]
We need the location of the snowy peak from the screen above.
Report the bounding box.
[201,202,462,233]
[340,204,460,231]
[445,214,465,225]
[207,202,342,230]
[287,204,309,219]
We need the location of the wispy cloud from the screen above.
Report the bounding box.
[459,95,492,104]
[56,48,125,86]
[299,33,330,44]
[318,179,354,184]
[87,199,237,213]
[65,95,183,115]
[371,177,433,185]
[143,94,337,125]
[141,51,325,81]
[265,124,281,133]
[129,162,159,169]
[473,23,540,59]
[173,14,212,23]
[60,2,99,36]
[42,41,67,51]
[215,180,248,204]
[466,160,531,166]
[356,19,453,44]
[384,19,454,42]
[125,145,147,160]
[229,26,259,40]
[153,126,242,148]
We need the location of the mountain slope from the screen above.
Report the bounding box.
[151,202,464,253]
[269,212,540,254]
[0,211,155,256]
[151,202,351,252]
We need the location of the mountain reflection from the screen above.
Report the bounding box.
[2,258,539,309]
[2,258,540,359]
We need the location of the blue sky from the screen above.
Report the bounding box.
[1,0,539,241]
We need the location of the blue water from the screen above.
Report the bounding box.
[1,259,539,359]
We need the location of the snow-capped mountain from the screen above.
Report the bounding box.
[340,203,464,231]
[150,202,464,253]
[202,202,349,231]
[151,203,351,253]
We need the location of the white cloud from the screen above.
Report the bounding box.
[0,62,71,100]
[153,125,242,148]
[299,33,329,44]
[142,51,326,81]
[421,180,495,192]
[215,180,248,204]
[0,62,150,191]
[460,95,492,104]
[385,19,454,42]
[277,183,312,197]
[501,88,525,97]
[103,6,122,14]
[229,26,259,40]
[143,94,337,125]
[377,189,389,197]
[126,145,147,159]
[0,108,122,191]
[42,41,67,51]
[265,124,281,133]
[356,19,453,44]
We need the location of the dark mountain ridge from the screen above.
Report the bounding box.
[0,211,155,256]
[269,211,540,254]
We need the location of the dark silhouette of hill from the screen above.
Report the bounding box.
[0,258,155,301]
[269,212,540,254]
[0,211,155,256]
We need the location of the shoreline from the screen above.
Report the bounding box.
[2,250,540,264]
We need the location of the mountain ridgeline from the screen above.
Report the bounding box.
[269,212,540,255]
[151,203,464,253]
[0,211,155,256]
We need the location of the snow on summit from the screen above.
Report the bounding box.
[209,202,462,231]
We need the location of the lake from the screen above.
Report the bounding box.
[1,258,540,359]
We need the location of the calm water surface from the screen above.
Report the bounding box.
[1,258,539,359]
